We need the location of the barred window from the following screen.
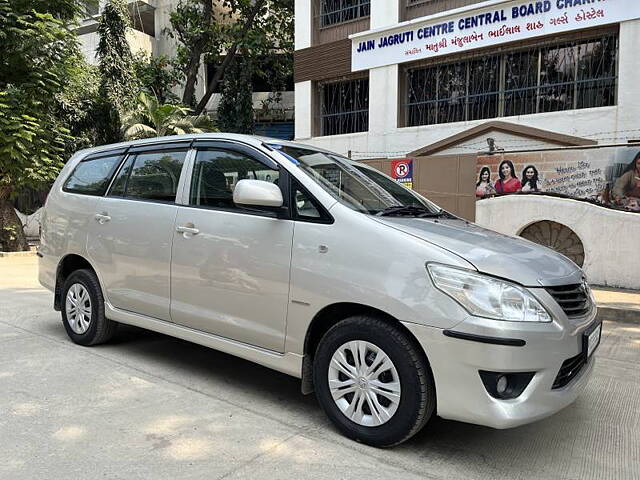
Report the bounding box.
[405,33,618,127]
[320,0,370,28]
[319,77,369,136]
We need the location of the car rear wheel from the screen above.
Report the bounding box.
[313,315,435,447]
[61,269,117,346]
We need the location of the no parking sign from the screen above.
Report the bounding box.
[391,159,413,189]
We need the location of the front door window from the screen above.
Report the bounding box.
[190,149,280,210]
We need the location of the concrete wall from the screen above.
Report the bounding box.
[78,29,156,66]
[126,29,156,57]
[78,32,100,65]
[476,195,640,290]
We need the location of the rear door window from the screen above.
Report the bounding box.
[108,150,188,203]
[63,153,122,195]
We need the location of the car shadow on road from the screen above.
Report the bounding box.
[40,320,593,461]
[100,323,319,415]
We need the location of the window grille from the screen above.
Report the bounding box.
[319,77,369,136]
[404,0,483,21]
[405,33,618,127]
[320,0,370,28]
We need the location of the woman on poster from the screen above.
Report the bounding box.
[494,160,522,194]
[476,167,497,197]
[612,152,640,211]
[521,165,541,193]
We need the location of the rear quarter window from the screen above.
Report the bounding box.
[63,154,122,195]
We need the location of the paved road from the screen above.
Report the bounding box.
[1,258,639,479]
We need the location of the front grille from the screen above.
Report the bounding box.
[553,352,586,389]
[545,284,591,317]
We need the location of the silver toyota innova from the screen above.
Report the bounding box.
[39,134,601,447]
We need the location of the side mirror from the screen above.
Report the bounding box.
[233,179,283,208]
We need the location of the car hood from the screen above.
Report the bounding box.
[373,217,582,287]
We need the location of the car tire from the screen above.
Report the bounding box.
[61,269,117,346]
[313,315,435,447]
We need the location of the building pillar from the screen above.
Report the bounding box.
[295,81,313,139]
[294,1,313,139]
[371,0,399,29]
[369,1,401,139]
[616,19,640,140]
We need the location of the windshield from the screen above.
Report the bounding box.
[272,145,443,216]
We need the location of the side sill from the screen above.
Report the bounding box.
[443,330,526,347]
[104,302,303,378]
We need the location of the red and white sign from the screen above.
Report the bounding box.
[393,161,411,179]
[391,159,414,189]
[351,0,640,71]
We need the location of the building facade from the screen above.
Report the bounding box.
[294,0,640,156]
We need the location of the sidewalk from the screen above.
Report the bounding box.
[1,256,639,323]
[0,255,41,289]
[593,287,640,324]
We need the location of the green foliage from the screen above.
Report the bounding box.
[3,224,17,240]
[0,0,87,250]
[57,60,102,155]
[96,0,137,144]
[133,53,182,104]
[122,92,216,140]
[217,57,255,134]
[0,0,80,196]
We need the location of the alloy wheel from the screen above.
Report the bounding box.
[328,340,401,427]
[65,283,92,334]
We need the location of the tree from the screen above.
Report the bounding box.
[121,92,215,140]
[96,0,137,144]
[57,59,102,156]
[0,0,83,251]
[217,57,255,133]
[133,53,182,104]
[169,0,293,115]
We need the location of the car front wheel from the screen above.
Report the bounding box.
[313,315,435,447]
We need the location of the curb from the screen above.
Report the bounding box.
[596,306,640,325]
[0,251,37,258]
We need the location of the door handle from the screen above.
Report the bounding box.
[94,213,111,224]
[176,224,200,236]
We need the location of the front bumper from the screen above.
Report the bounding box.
[402,309,599,429]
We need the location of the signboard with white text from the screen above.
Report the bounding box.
[351,0,640,71]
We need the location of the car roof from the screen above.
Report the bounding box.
[74,133,338,159]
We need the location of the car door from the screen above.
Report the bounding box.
[87,143,190,321]
[170,142,293,352]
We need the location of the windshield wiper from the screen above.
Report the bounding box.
[376,205,435,217]
[418,210,457,219]
[375,206,457,218]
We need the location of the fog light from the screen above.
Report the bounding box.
[479,371,535,400]
[496,375,508,395]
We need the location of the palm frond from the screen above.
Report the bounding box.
[123,123,157,140]
[122,92,217,139]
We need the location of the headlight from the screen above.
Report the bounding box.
[427,264,552,323]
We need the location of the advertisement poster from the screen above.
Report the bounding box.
[476,146,640,212]
[391,159,414,189]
